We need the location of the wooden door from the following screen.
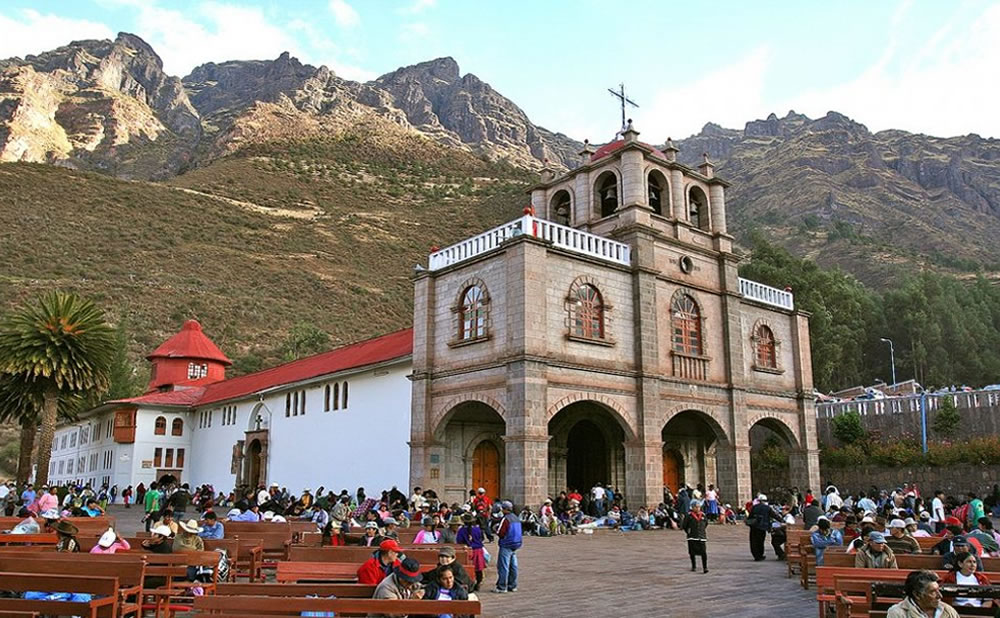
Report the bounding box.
[472,441,500,499]
[662,449,682,493]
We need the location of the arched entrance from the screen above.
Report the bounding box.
[472,441,501,499]
[246,439,262,488]
[566,420,607,491]
[433,400,506,504]
[749,418,797,498]
[548,401,629,499]
[662,448,683,494]
[662,410,726,494]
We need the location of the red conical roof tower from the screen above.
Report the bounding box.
[146,320,231,392]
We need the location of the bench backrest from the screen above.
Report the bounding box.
[0,571,120,596]
[0,556,145,587]
[0,534,57,546]
[193,595,481,616]
[215,583,376,597]
[287,545,472,565]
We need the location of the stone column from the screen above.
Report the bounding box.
[670,169,685,221]
[409,268,435,493]
[530,187,546,218]
[625,439,664,508]
[708,184,727,235]
[790,310,820,492]
[575,170,591,227]
[716,443,752,503]
[548,446,567,498]
[620,148,645,209]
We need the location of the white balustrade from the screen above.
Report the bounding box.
[739,277,795,310]
[428,215,631,271]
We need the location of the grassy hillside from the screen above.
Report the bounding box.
[0,126,530,372]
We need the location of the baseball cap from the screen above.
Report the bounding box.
[889,519,906,529]
[379,539,403,553]
[868,531,886,543]
[952,535,969,545]
[438,545,456,557]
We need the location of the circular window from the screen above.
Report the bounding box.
[679,255,694,274]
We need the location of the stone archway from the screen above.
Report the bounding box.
[548,400,631,503]
[432,400,507,505]
[749,415,800,499]
[661,409,729,496]
[245,439,263,489]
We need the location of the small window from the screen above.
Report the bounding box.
[325,385,331,412]
[67,459,73,474]
[285,393,291,417]
[70,433,76,447]
[154,448,162,467]
[171,418,183,436]
[333,383,340,411]
[572,284,605,339]
[61,435,67,449]
[671,294,702,355]
[187,362,208,379]
[58,460,65,475]
[342,382,349,409]
[165,448,174,468]
[459,285,488,340]
[755,325,777,369]
[154,416,166,435]
[94,421,101,440]
[300,391,306,416]
[177,448,185,468]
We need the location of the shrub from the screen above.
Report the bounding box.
[831,410,867,445]
[933,397,961,439]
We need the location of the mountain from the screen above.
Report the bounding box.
[674,111,1000,282]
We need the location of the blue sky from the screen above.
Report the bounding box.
[2,0,999,140]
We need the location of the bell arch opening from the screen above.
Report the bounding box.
[648,169,668,216]
[594,171,619,218]
[550,189,572,226]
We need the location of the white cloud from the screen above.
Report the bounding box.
[399,22,430,42]
[0,9,115,60]
[786,3,1000,138]
[399,0,436,15]
[638,46,772,141]
[328,0,360,28]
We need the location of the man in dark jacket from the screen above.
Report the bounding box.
[749,494,779,561]
[801,500,823,530]
[423,545,472,591]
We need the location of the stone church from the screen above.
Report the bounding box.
[409,121,820,509]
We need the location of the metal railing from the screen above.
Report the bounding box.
[816,388,1000,418]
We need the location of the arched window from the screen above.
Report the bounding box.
[459,285,487,340]
[342,381,349,409]
[325,384,331,412]
[154,416,166,436]
[573,284,605,339]
[550,190,571,226]
[671,294,702,355]
[333,382,340,410]
[648,171,667,216]
[595,172,618,218]
[754,325,777,369]
[688,186,709,230]
[171,418,183,436]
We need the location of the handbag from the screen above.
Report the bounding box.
[482,547,491,565]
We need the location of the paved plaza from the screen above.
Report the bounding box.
[111,506,814,617]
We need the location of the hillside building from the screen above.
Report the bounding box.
[49,121,819,508]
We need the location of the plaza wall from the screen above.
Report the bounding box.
[816,397,1000,446]
[819,463,1000,498]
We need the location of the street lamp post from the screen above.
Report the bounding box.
[879,337,897,386]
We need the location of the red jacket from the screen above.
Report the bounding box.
[473,496,492,515]
[941,570,991,586]
[356,553,399,585]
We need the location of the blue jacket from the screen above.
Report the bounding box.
[498,513,522,549]
[810,529,843,566]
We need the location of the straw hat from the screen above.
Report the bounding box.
[98,529,117,548]
[179,519,203,534]
[151,524,173,537]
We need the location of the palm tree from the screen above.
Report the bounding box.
[0,292,114,487]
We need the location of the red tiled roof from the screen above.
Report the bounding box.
[109,387,207,407]
[195,328,413,407]
[591,139,667,162]
[147,320,232,365]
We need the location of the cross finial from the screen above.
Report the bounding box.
[608,83,639,135]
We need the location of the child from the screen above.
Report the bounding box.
[723,504,737,525]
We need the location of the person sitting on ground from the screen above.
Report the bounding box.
[422,545,473,591]
[357,539,403,585]
[855,531,898,569]
[723,503,737,525]
[414,516,441,544]
[885,518,921,554]
[942,535,984,571]
[90,527,130,554]
[810,518,843,566]
[174,519,205,552]
[968,517,1000,556]
[373,556,425,609]
[887,569,960,618]
[54,520,80,552]
[941,551,992,608]
[199,511,224,539]
[423,563,469,608]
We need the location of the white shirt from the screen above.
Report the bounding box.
[932,497,945,522]
[0,486,9,500]
[411,493,427,509]
[592,486,605,500]
[955,571,982,607]
[705,489,718,501]
[257,489,270,505]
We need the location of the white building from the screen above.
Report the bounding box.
[48,320,413,494]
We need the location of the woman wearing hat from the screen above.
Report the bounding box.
[456,513,486,592]
[440,515,462,543]
[414,516,441,544]
[174,519,205,553]
[358,521,382,547]
[38,509,61,533]
[91,528,131,554]
[142,525,174,554]
[54,520,80,553]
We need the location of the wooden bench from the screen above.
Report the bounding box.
[193,594,482,616]
[215,583,376,597]
[275,560,445,583]
[0,555,145,618]
[287,545,473,567]
[0,572,119,618]
[0,534,57,547]
[867,582,1000,618]
[222,529,292,566]
[786,530,812,578]
[803,549,1000,588]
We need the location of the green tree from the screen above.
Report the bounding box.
[281,322,331,361]
[0,292,115,487]
[932,396,961,439]
[831,410,867,445]
[106,318,142,401]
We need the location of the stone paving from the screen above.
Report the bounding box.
[111,506,815,617]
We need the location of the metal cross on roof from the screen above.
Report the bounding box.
[608,83,639,133]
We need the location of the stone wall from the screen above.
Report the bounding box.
[818,463,1000,497]
[816,399,1000,447]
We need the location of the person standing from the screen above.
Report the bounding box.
[144,482,162,532]
[932,490,947,533]
[122,485,133,509]
[457,513,487,592]
[682,501,709,573]
[492,501,522,593]
[703,485,719,523]
[748,494,779,561]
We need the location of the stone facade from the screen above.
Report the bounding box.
[411,122,820,509]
